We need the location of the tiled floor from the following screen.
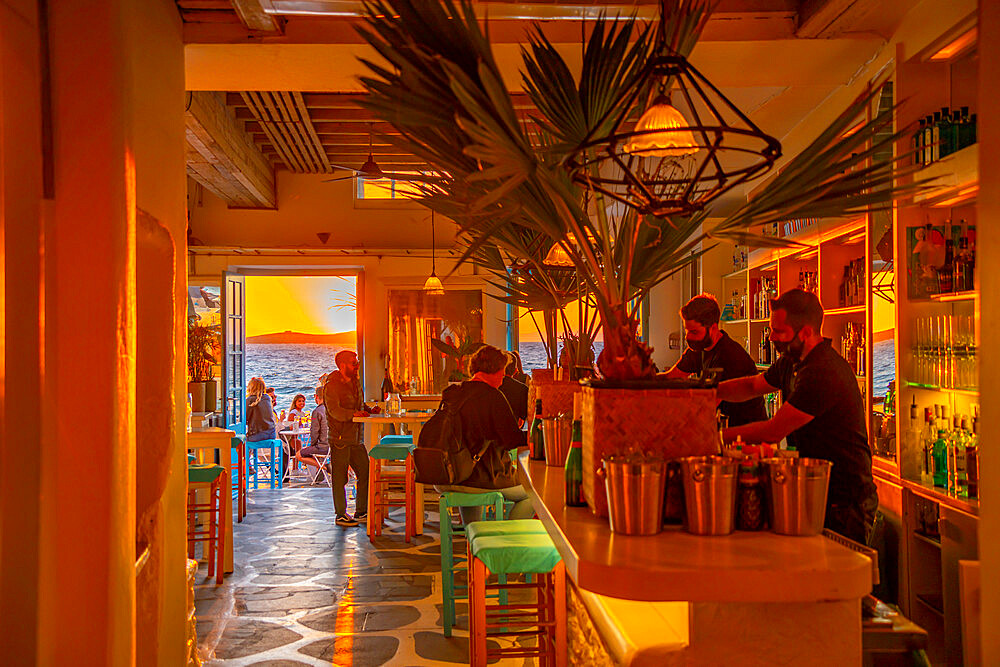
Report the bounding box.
[193,473,530,666]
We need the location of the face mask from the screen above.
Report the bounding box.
[687,335,711,352]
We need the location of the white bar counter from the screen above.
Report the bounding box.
[519,455,873,665]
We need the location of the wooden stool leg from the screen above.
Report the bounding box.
[553,562,566,667]
[470,554,488,667]
[404,457,413,542]
[440,496,455,637]
[215,479,226,584]
[187,490,196,559]
[367,460,377,539]
[207,483,217,579]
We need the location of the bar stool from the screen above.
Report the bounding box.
[367,442,416,541]
[230,433,247,521]
[379,434,413,446]
[466,520,566,666]
[246,438,282,490]
[187,464,227,584]
[438,491,505,637]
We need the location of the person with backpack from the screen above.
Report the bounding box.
[427,345,531,523]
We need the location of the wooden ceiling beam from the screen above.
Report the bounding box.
[185,91,277,207]
[229,0,284,32]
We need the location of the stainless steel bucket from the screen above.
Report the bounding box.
[679,456,738,536]
[542,416,572,466]
[600,455,667,536]
[763,457,832,536]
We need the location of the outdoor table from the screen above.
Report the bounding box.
[279,427,311,478]
[187,427,235,574]
[353,411,434,535]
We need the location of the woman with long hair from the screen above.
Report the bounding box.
[288,393,308,420]
[246,377,277,443]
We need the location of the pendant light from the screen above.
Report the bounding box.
[622,94,699,157]
[423,210,445,295]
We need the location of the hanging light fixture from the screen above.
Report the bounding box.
[623,94,699,157]
[543,233,578,267]
[423,210,445,295]
[566,4,781,217]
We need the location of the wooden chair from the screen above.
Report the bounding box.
[187,464,226,584]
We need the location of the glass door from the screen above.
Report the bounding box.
[222,272,246,429]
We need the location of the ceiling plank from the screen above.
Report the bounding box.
[186,91,277,207]
[229,0,284,32]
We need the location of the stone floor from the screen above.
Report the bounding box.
[193,475,533,666]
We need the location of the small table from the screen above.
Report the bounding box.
[187,427,235,574]
[279,427,311,477]
[354,411,434,535]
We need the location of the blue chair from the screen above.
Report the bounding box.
[438,491,505,637]
[228,424,247,520]
[246,437,282,490]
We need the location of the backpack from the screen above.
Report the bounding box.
[412,391,489,485]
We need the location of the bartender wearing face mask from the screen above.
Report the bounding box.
[717,289,877,544]
[662,294,767,426]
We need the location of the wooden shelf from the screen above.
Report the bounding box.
[750,318,769,324]
[929,290,977,302]
[722,267,748,279]
[913,532,942,549]
[824,305,866,316]
[756,363,771,370]
[913,143,978,206]
[720,318,748,325]
[901,478,980,517]
[903,381,978,396]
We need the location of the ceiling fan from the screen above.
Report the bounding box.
[324,122,421,183]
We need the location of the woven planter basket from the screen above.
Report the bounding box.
[581,385,719,517]
[528,369,583,419]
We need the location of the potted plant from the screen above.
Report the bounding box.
[356,0,922,513]
[187,317,221,413]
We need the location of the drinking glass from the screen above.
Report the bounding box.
[387,392,402,416]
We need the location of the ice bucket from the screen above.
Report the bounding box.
[679,456,738,536]
[763,457,832,536]
[599,455,667,536]
[542,415,572,466]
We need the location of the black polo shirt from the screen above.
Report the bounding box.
[676,330,767,426]
[764,338,876,509]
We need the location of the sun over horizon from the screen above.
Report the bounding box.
[245,275,357,338]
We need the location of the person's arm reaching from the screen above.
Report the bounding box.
[659,363,689,379]
[722,402,813,444]
[717,373,777,403]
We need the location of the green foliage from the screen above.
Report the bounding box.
[188,318,221,382]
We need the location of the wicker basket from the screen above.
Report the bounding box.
[581,385,719,517]
[528,369,583,419]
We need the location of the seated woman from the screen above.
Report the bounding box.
[288,393,308,422]
[436,345,532,522]
[246,377,277,443]
[295,386,330,479]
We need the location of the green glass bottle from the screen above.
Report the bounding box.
[565,419,585,507]
[932,430,948,488]
[529,398,546,461]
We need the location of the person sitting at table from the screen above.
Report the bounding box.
[295,385,330,479]
[246,377,277,443]
[265,386,277,407]
[288,393,309,422]
[498,351,529,427]
[435,344,532,523]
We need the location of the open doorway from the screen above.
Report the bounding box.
[244,275,358,414]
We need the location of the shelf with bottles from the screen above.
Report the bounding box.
[904,381,978,397]
[929,290,977,302]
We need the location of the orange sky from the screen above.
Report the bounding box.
[245,275,356,337]
[518,301,604,343]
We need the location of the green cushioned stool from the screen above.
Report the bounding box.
[368,442,415,460]
[438,491,506,638]
[186,464,227,584]
[368,443,417,542]
[379,434,413,446]
[468,519,566,666]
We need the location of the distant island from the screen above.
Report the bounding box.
[247,330,357,345]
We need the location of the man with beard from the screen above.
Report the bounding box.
[323,350,372,527]
[661,294,766,426]
[718,289,877,544]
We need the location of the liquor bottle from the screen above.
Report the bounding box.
[564,418,585,507]
[920,407,934,485]
[967,413,979,499]
[932,430,948,488]
[913,118,925,166]
[923,115,934,165]
[797,268,805,290]
[937,108,954,158]
[931,111,942,162]
[529,398,546,461]
[938,239,954,294]
[954,416,969,498]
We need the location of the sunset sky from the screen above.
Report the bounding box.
[245,275,357,337]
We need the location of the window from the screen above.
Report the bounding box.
[356,174,422,200]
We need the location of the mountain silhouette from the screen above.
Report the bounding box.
[247,330,357,345]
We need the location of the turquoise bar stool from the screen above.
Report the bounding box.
[466,519,566,666]
[368,442,417,541]
[246,438,282,490]
[438,491,505,637]
[187,464,227,584]
[379,434,413,445]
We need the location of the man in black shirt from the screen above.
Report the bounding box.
[661,294,767,426]
[718,289,877,544]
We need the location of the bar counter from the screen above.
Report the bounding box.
[518,454,874,665]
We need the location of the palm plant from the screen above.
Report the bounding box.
[356,0,922,381]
